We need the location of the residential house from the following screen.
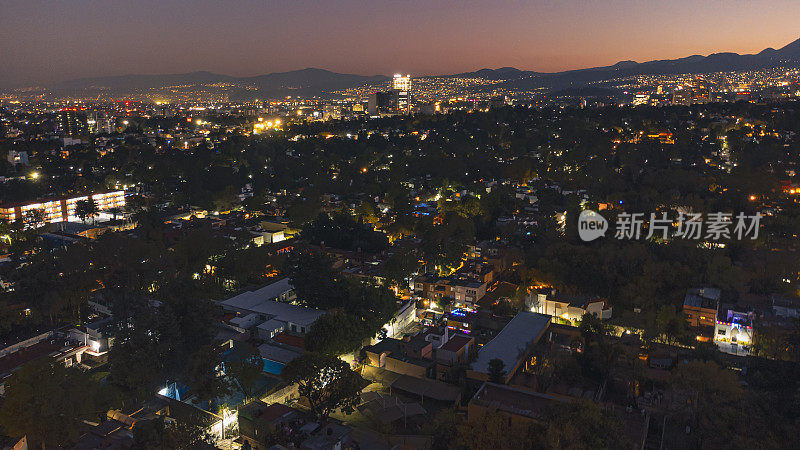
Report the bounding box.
[238,400,355,450]
[467,311,551,384]
[219,278,322,339]
[416,274,487,308]
[301,422,354,450]
[238,401,302,450]
[445,308,478,334]
[256,221,288,244]
[714,306,754,356]
[364,335,435,378]
[683,287,720,328]
[0,337,89,395]
[74,401,172,449]
[533,292,612,325]
[435,333,474,381]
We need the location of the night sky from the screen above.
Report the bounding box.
[1,0,799,87]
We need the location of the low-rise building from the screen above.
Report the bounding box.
[238,400,354,450]
[255,221,288,244]
[468,382,565,426]
[6,150,28,166]
[435,333,474,381]
[467,311,551,384]
[238,401,302,449]
[416,274,487,308]
[772,294,800,319]
[364,335,435,378]
[0,338,89,395]
[219,278,322,339]
[683,287,720,328]
[714,306,754,356]
[0,190,125,224]
[445,308,478,334]
[533,292,612,325]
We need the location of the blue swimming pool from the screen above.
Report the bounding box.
[262,359,285,375]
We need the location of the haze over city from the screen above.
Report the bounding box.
[2,0,800,87]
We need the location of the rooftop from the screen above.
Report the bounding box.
[684,287,721,309]
[471,382,565,419]
[258,342,303,365]
[220,279,324,327]
[272,332,306,350]
[239,400,301,425]
[471,311,550,374]
[551,294,604,308]
[0,340,86,376]
[220,278,294,310]
[259,221,288,233]
[366,337,433,367]
[439,334,473,353]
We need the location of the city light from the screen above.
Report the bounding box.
[2,10,799,448]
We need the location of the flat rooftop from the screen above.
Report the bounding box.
[684,287,721,309]
[471,311,550,374]
[471,382,565,419]
[440,334,472,353]
[220,278,294,310]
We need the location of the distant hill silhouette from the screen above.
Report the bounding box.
[455,37,800,89]
[51,68,388,98]
[55,71,234,90]
[39,37,800,97]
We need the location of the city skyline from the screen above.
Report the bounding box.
[3,2,800,446]
[2,0,800,88]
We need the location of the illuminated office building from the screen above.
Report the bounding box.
[392,74,412,113]
[0,191,125,224]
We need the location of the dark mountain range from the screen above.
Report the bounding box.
[456,67,531,80]
[457,37,800,89]
[36,37,800,98]
[54,71,235,90]
[241,68,388,96]
[50,68,388,98]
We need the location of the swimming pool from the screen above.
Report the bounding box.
[262,359,285,375]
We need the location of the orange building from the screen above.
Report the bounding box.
[683,287,720,328]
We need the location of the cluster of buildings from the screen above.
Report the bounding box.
[607,66,800,105]
[366,74,413,116]
[682,286,800,356]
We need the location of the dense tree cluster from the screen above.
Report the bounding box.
[288,251,399,355]
[303,213,389,253]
